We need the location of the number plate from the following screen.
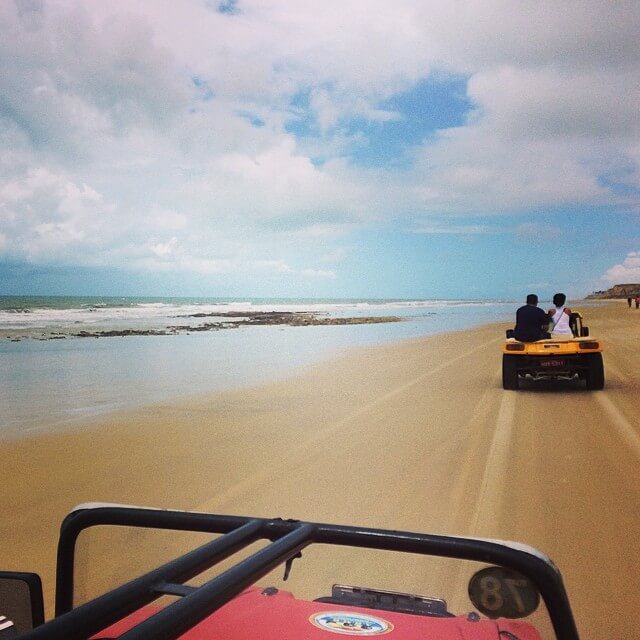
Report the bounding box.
[468,566,540,619]
[539,359,565,367]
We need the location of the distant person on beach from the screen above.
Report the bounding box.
[513,294,552,342]
[628,297,632,308]
[636,296,640,309]
[548,293,573,336]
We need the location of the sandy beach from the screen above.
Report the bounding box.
[2,301,639,639]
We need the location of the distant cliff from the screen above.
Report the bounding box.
[587,283,640,299]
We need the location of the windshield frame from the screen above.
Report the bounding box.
[22,503,580,640]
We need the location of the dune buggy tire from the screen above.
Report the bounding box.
[502,355,520,390]
[585,353,604,390]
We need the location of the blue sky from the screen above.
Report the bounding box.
[1,1,639,300]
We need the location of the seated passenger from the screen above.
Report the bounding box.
[548,293,573,336]
[513,294,552,342]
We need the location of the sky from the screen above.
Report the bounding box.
[1,0,639,300]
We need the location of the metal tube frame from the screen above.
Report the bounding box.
[14,504,579,640]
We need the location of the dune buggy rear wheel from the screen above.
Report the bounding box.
[502,354,520,390]
[585,353,604,390]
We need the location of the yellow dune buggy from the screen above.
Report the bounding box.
[502,313,604,390]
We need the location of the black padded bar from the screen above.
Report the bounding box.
[119,523,316,640]
[22,519,262,640]
[41,504,579,640]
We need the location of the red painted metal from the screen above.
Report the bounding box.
[94,586,542,640]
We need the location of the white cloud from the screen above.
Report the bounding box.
[188,140,369,224]
[413,1,640,73]
[133,255,234,274]
[150,237,178,258]
[301,268,336,279]
[176,256,234,274]
[602,252,640,282]
[468,67,640,140]
[413,222,496,235]
[58,182,102,216]
[411,122,613,214]
[293,225,352,239]
[320,248,347,263]
[0,165,120,261]
[514,223,562,242]
[253,259,292,273]
[147,209,188,231]
[1,0,639,287]
[0,1,189,161]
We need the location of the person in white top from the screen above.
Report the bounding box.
[548,293,573,336]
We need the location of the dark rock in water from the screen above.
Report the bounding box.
[3,311,404,341]
[175,310,402,327]
[76,329,169,338]
[69,313,402,338]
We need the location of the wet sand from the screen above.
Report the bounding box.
[2,301,639,638]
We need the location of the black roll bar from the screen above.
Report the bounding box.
[16,503,579,640]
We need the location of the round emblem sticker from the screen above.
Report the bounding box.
[310,611,393,635]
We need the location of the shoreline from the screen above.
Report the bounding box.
[1,306,517,439]
[1,319,506,443]
[0,296,510,344]
[0,299,617,439]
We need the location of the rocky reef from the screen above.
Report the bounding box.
[5,311,403,341]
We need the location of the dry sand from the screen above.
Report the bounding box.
[2,301,639,638]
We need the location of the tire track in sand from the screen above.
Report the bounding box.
[594,393,640,461]
[195,336,504,513]
[467,385,517,537]
[432,371,517,611]
[443,369,508,533]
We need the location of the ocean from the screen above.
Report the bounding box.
[1,296,517,437]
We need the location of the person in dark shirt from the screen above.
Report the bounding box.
[513,294,552,342]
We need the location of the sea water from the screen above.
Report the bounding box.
[1,296,517,437]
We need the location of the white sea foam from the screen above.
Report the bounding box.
[0,298,509,333]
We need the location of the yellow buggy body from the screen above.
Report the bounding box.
[502,312,604,390]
